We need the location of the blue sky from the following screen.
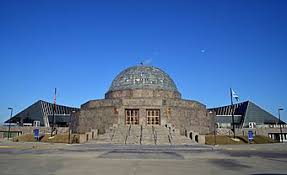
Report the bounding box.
[0,0,287,122]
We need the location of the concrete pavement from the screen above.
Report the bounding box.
[0,141,287,175]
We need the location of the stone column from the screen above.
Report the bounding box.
[118,107,125,125]
[139,108,146,126]
[160,107,167,126]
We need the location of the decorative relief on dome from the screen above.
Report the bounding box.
[109,65,178,92]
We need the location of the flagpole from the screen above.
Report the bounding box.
[230,88,236,139]
[51,88,57,137]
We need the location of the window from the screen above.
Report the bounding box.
[146,109,160,125]
[125,109,139,125]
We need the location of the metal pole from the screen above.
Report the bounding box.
[214,123,217,145]
[68,115,71,144]
[51,88,57,137]
[69,111,75,144]
[51,105,55,137]
[8,108,13,139]
[230,88,235,139]
[278,108,283,143]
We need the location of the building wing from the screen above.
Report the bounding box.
[209,101,285,128]
[5,100,79,127]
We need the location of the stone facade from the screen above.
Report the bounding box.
[73,65,214,142]
[74,97,214,135]
[105,89,181,99]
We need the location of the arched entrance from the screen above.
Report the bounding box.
[195,135,199,143]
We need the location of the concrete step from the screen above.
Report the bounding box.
[93,133,112,144]
[93,125,196,145]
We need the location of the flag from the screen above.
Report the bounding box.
[232,89,239,101]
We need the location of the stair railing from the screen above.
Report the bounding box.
[110,127,116,141]
[155,131,157,145]
[168,134,172,145]
[169,127,173,139]
[125,124,131,144]
[140,125,143,145]
[168,127,172,145]
[152,126,157,145]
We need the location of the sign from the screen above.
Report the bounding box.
[248,130,253,142]
[34,128,39,141]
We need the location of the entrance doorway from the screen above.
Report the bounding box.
[146,109,160,125]
[125,109,139,125]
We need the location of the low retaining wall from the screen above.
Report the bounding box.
[0,126,69,139]
[184,129,205,144]
[216,127,287,136]
[71,129,98,144]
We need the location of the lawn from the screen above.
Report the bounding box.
[205,135,275,145]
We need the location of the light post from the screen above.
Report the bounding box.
[230,88,236,139]
[51,88,57,137]
[278,108,284,143]
[209,111,217,145]
[69,111,75,144]
[8,107,13,139]
[214,123,217,145]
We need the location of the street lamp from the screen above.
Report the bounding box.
[8,107,13,139]
[209,111,217,145]
[278,108,284,143]
[69,110,76,144]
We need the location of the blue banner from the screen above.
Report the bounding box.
[34,128,39,139]
[248,130,253,141]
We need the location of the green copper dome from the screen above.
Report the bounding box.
[109,65,178,92]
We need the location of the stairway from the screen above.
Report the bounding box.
[93,132,112,144]
[126,125,141,144]
[93,125,196,145]
[141,126,156,145]
[170,131,195,145]
[111,125,129,144]
[154,126,171,145]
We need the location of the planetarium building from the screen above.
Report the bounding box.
[73,65,214,144]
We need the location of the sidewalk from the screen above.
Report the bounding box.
[217,143,287,151]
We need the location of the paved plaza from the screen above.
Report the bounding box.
[0,141,287,175]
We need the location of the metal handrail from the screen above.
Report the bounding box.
[129,124,131,136]
[110,127,116,141]
[168,134,172,145]
[154,131,157,145]
[152,126,157,145]
[169,127,173,139]
[140,125,143,145]
[168,127,172,145]
[125,124,131,144]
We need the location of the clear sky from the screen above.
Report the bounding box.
[0,0,287,123]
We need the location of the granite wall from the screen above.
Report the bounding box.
[105,89,181,99]
[74,97,214,135]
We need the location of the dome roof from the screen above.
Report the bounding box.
[109,65,178,92]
